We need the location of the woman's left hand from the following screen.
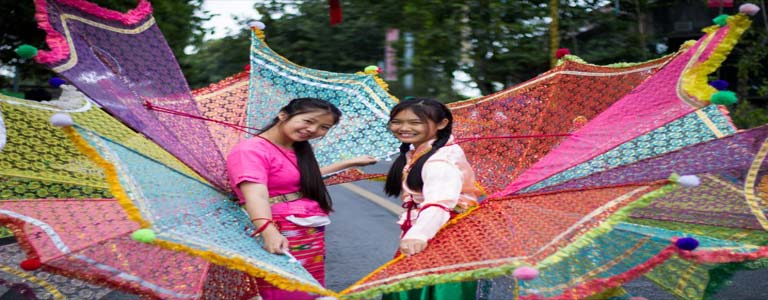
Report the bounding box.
[347,155,378,167]
[399,239,427,256]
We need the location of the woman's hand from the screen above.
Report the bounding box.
[320,155,379,175]
[261,226,289,254]
[399,239,428,256]
[347,155,379,167]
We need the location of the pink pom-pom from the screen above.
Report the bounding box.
[739,3,760,16]
[555,48,571,59]
[629,297,649,300]
[512,266,539,280]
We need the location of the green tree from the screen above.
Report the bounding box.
[183,0,393,89]
[186,0,766,113]
[1,0,54,92]
[730,14,768,129]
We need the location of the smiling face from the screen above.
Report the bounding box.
[388,108,448,149]
[278,110,336,142]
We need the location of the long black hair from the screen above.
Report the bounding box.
[261,98,342,212]
[384,98,453,197]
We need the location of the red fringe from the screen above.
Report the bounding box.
[679,245,768,263]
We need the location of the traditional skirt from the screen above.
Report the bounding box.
[256,215,326,300]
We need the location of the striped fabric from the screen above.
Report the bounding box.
[256,216,326,300]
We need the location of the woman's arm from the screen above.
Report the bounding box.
[400,160,462,255]
[239,182,289,254]
[320,155,379,175]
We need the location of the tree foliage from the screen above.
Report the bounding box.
[216,0,679,100]
[2,0,765,128]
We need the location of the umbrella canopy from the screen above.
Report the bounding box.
[0,93,262,299]
[2,0,398,298]
[448,51,678,194]
[5,0,765,299]
[341,12,763,299]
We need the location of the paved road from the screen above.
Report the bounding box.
[325,184,400,291]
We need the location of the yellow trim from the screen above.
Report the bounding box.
[473,181,488,197]
[253,27,266,40]
[356,70,396,96]
[679,14,752,105]
[557,51,679,68]
[743,137,768,230]
[0,264,66,300]
[61,126,337,297]
[151,239,337,297]
[673,262,700,294]
[62,126,149,227]
[677,31,716,108]
[694,109,725,138]
[53,14,156,73]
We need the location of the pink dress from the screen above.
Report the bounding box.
[227,137,327,300]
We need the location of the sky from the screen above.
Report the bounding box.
[202,0,262,40]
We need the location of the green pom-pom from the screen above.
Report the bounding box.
[710,90,738,105]
[364,65,379,72]
[713,14,729,26]
[668,173,680,183]
[15,44,38,59]
[131,229,156,243]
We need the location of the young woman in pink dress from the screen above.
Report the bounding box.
[382,98,480,300]
[226,98,377,300]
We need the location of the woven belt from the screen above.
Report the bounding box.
[268,192,303,205]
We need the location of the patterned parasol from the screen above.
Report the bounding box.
[340,11,766,300]
[1,0,398,298]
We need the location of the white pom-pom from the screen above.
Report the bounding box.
[739,3,761,16]
[49,113,73,127]
[248,21,266,30]
[525,288,540,295]
[678,175,700,187]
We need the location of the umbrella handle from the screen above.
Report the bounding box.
[282,248,299,263]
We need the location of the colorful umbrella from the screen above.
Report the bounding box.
[3,0,765,299]
[0,92,262,299]
[341,11,764,300]
[2,0,398,298]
